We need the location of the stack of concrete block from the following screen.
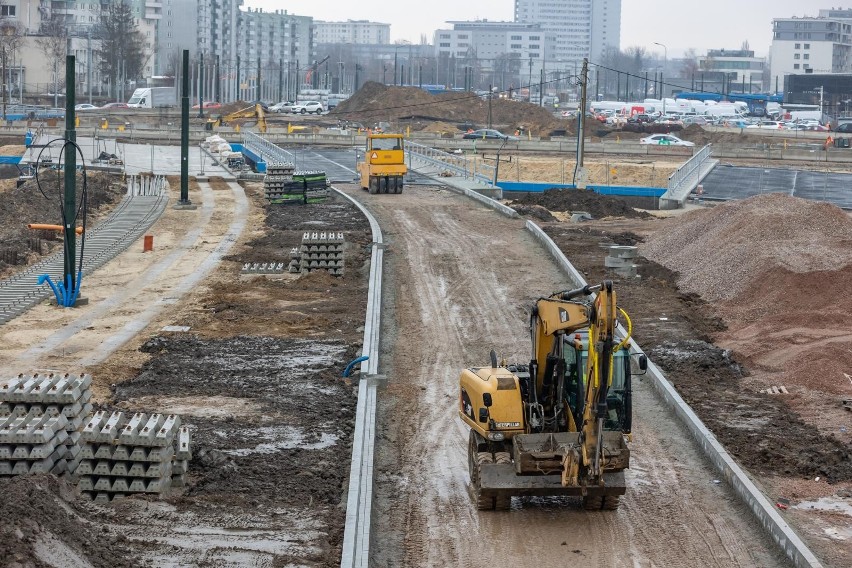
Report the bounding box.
[76,411,184,503]
[0,373,92,477]
[604,245,638,278]
[240,261,287,274]
[288,231,344,276]
[263,162,297,201]
[171,425,192,488]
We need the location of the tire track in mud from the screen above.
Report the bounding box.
[352,185,792,568]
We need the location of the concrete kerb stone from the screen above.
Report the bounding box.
[332,187,383,568]
[524,220,824,568]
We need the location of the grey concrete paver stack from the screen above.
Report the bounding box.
[1,373,192,503]
[76,411,188,502]
[0,373,93,477]
[289,231,345,276]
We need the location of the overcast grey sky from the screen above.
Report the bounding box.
[246,0,822,57]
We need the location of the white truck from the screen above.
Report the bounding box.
[127,87,175,108]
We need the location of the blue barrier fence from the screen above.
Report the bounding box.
[497,181,666,197]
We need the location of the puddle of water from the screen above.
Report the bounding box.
[794,497,852,517]
[223,426,338,456]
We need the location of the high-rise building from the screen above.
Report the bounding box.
[433,20,551,88]
[514,0,620,70]
[314,20,390,45]
[154,0,199,76]
[769,15,852,91]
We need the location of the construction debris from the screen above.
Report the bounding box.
[762,386,790,395]
[604,245,638,278]
[843,399,851,412]
[289,231,345,276]
[241,261,288,275]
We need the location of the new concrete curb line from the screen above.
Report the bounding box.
[332,187,383,568]
[525,220,824,568]
[408,158,518,219]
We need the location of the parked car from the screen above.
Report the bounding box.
[74,103,98,111]
[682,116,709,126]
[639,134,695,147]
[745,120,785,130]
[835,122,852,133]
[99,102,129,110]
[462,129,517,141]
[627,114,652,124]
[292,101,324,114]
[270,101,295,113]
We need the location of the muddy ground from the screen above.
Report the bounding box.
[0,185,371,567]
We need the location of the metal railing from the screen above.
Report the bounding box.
[667,143,712,194]
[242,131,294,165]
[405,140,496,187]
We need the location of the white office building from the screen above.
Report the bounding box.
[770,15,852,91]
[698,49,766,93]
[514,0,620,70]
[314,20,390,45]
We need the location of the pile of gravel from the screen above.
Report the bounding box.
[641,194,852,302]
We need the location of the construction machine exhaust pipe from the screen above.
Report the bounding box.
[490,349,498,368]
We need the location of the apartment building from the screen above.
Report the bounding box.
[314,20,389,45]
[770,15,852,91]
[514,0,620,69]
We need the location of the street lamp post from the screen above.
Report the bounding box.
[654,42,667,117]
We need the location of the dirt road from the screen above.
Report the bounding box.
[344,184,792,567]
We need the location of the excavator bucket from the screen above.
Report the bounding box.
[477,432,628,498]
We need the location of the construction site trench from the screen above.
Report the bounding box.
[0,135,850,567]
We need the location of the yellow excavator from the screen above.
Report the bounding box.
[459,281,646,510]
[357,133,407,194]
[207,104,267,133]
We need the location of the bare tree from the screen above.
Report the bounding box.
[35,15,68,107]
[0,20,24,115]
[681,48,700,78]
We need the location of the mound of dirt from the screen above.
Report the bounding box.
[0,171,125,277]
[641,193,852,302]
[333,81,565,135]
[0,475,141,568]
[418,121,459,134]
[510,188,652,219]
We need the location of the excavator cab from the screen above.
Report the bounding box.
[564,338,633,435]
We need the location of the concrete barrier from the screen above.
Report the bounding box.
[524,221,824,568]
[333,187,384,568]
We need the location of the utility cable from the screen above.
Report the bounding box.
[33,139,90,307]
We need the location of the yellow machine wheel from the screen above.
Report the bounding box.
[583,494,621,511]
[368,176,379,194]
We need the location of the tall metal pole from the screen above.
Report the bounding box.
[394,49,398,86]
[87,31,92,104]
[256,56,261,101]
[180,50,190,205]
[577,58,588,171]
[215,55,220,102]
[278,58,283,102]
[198,55,204,118]
[236,55,240,101]
[487,83,493,128]
[63,55,77,299]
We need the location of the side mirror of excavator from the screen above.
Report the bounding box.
[483,393,493,407]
